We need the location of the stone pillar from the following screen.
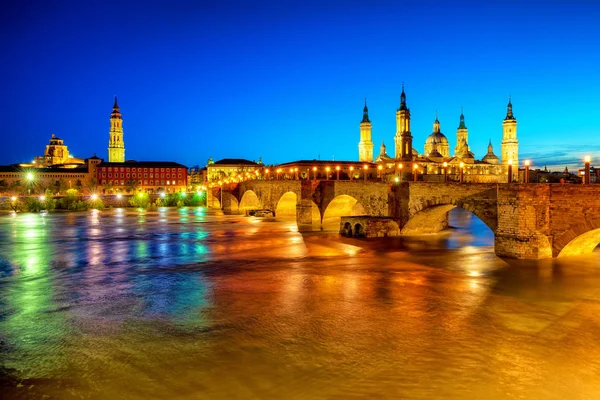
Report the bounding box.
[297,180,319,231]
[494,184,553,259]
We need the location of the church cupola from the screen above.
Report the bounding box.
[433,111,441,133]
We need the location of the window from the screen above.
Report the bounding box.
[144,180,148,185]
[144,168,148,172]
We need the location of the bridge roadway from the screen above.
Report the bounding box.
[208,180,600,260]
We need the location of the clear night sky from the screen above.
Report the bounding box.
[2,0,599,170]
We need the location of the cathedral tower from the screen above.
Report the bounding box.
[455,109,470,157]
[501,97,518,166]
[108,96,125,163]
[358,99,374,162]
[394,84,413,160]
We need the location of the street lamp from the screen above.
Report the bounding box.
[265,168,269,180]
[459,162,465,183]
[524,160,531,184]
[377,165,383,179]
[443,161,448,183]
[294,167,299,180]
[584,155,591,184]
[91,193,98,200]
[349,166,354,180]
[363,165,368,182]
[312,166,317,180]
[413,163,419,182]
[507,159,513,184]
[398,163,403,182]
[325,166,331,180]
[336,166,340,180]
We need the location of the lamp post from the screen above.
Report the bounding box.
[459,162,465,183]
[524,160,530,184]
[313,166,317,180]
[398,163,403,182]
[294,168,299,180]
[443,161,448,183]
[349,166,354,180]
[336,166,340,180]
[377,165,383,180]
[584,156,591,184]
[363,165,368,182]
[276,168,281,180]
[507,160,513,184]
[413,163,418,182]
[325,166,331,180]
[265,168,269,180]
[26,172,34,195]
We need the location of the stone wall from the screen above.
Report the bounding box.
[494,184,552,259]
[391,182,499,232]
[340,216,400,238]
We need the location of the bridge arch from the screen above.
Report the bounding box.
[275,191,297,219]
[401,202,497,235]
[239,190,263,214]
[322,195,366,231]
[555,220,600,257]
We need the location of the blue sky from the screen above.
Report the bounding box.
[2,0,599,170]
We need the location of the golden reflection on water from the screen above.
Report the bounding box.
[0,208,599,399]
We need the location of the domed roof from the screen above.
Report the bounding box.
[482,153,499,162]
[425,131,449,145]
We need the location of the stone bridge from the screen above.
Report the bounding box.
[209,180,600,260]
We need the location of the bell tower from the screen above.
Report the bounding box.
[455,108,470,157]
[108,96,125,163]
[358,99,374,162]
[394,84,413,161]
[501,97,519,166]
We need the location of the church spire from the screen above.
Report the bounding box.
[458,108,467,129]
[505,96,515,120]
[113,96,119,110]
[362,98,370,123]
[399,83,408,111]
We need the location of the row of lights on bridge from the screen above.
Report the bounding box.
[212,155,595,186]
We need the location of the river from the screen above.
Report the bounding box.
[1,207,599,399]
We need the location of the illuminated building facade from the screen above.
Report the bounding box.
[362,87,516,182]
[206,158,262,183]
[96,161,187,193]
[108,97,125,163]
[0,156,102,194]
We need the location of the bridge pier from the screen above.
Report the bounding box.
[494,185,553,259]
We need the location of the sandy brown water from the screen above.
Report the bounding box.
[1,207,599,399]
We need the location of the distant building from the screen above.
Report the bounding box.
[96,161,187,193]
[0,156,102,194]
[98,98,188,193]
[206,157,263,183]
[361,86,517,183]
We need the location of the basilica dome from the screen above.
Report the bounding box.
[425,131,449,146]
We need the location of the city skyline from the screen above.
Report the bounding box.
[2,0,600,170]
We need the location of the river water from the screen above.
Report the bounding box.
[1,207,599,399]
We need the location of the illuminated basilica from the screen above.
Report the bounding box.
[358,86,519,182]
